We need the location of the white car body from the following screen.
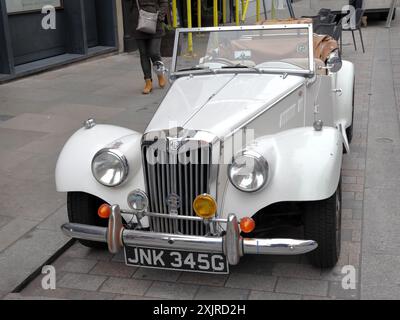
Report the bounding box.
[56,23,355,271]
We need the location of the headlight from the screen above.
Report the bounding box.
[228,150,269,192]
[92,149,129,187]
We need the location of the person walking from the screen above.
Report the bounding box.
[349,0,364,10]
[131,0,169,94]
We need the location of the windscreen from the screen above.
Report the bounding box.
[174,27,311,74]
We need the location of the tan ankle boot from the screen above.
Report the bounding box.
[158,74,167,89]
[143,79,153,94]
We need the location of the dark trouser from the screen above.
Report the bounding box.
[349,0,363,9]
[136,38,162,80]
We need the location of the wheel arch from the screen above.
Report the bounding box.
[220,127,344,220]
[55,124,145,210]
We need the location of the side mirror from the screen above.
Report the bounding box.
[326,49,342,73]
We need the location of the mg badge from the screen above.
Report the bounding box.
[166,193,181,213]
[169,139,181,152]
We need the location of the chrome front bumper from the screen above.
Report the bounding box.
[61,205,318,266]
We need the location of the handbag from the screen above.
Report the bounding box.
[136,0,159,34]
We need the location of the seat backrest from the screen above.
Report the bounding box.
[314,23,336,38]
[257,18,313,25]
[250,20,339,70]
[313,34,339,62]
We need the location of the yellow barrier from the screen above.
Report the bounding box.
[197,0,201,27]
[235,0,240,25]
[241,0,249,23]
[173,0,267,29]
[213,0,218,27]
[172,0,177,28]
[186,0,193,54]
[271,0,276,19]
[222,0,227,24]
[175,0,268,54]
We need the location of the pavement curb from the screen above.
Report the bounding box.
[11,239,76,294]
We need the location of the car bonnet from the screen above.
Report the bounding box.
[145,73,306,138]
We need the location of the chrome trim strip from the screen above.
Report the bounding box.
[171,68,314,79]
[122,210,228,223]
[308,23,315,75]
[170,28,180,76]
[176,24,313,33]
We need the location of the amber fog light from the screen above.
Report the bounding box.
[193,194,217,219]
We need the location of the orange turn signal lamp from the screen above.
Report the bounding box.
[98,204,111,219]
[240,217,256,234]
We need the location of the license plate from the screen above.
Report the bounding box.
[124,246,229,274]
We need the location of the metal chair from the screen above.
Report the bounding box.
[342,8,365,53]
[302,8,337,26]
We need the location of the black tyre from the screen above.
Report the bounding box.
[304,180,342,268]
[67,192,108,249]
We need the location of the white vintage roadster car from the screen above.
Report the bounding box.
[57,22,354,273]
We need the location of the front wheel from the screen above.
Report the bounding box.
[67,192,108,249]
[304,180,342,268]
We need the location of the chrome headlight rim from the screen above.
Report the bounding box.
[91,148,129,187]
[326,49,342,73]
[228,149,269,193]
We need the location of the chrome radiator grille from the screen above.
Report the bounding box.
[142,140,212,236]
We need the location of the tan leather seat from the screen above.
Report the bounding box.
[257,18,313,25]
[257,19,339,66]
[313,34,338,63]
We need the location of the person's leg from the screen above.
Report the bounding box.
[136,39,153,94]
[147,37,166,88]
[137,39,153,80]
[148,37,163,64]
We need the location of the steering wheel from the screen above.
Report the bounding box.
[207,57,237,66]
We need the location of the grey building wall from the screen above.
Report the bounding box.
[0,0,118,81]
